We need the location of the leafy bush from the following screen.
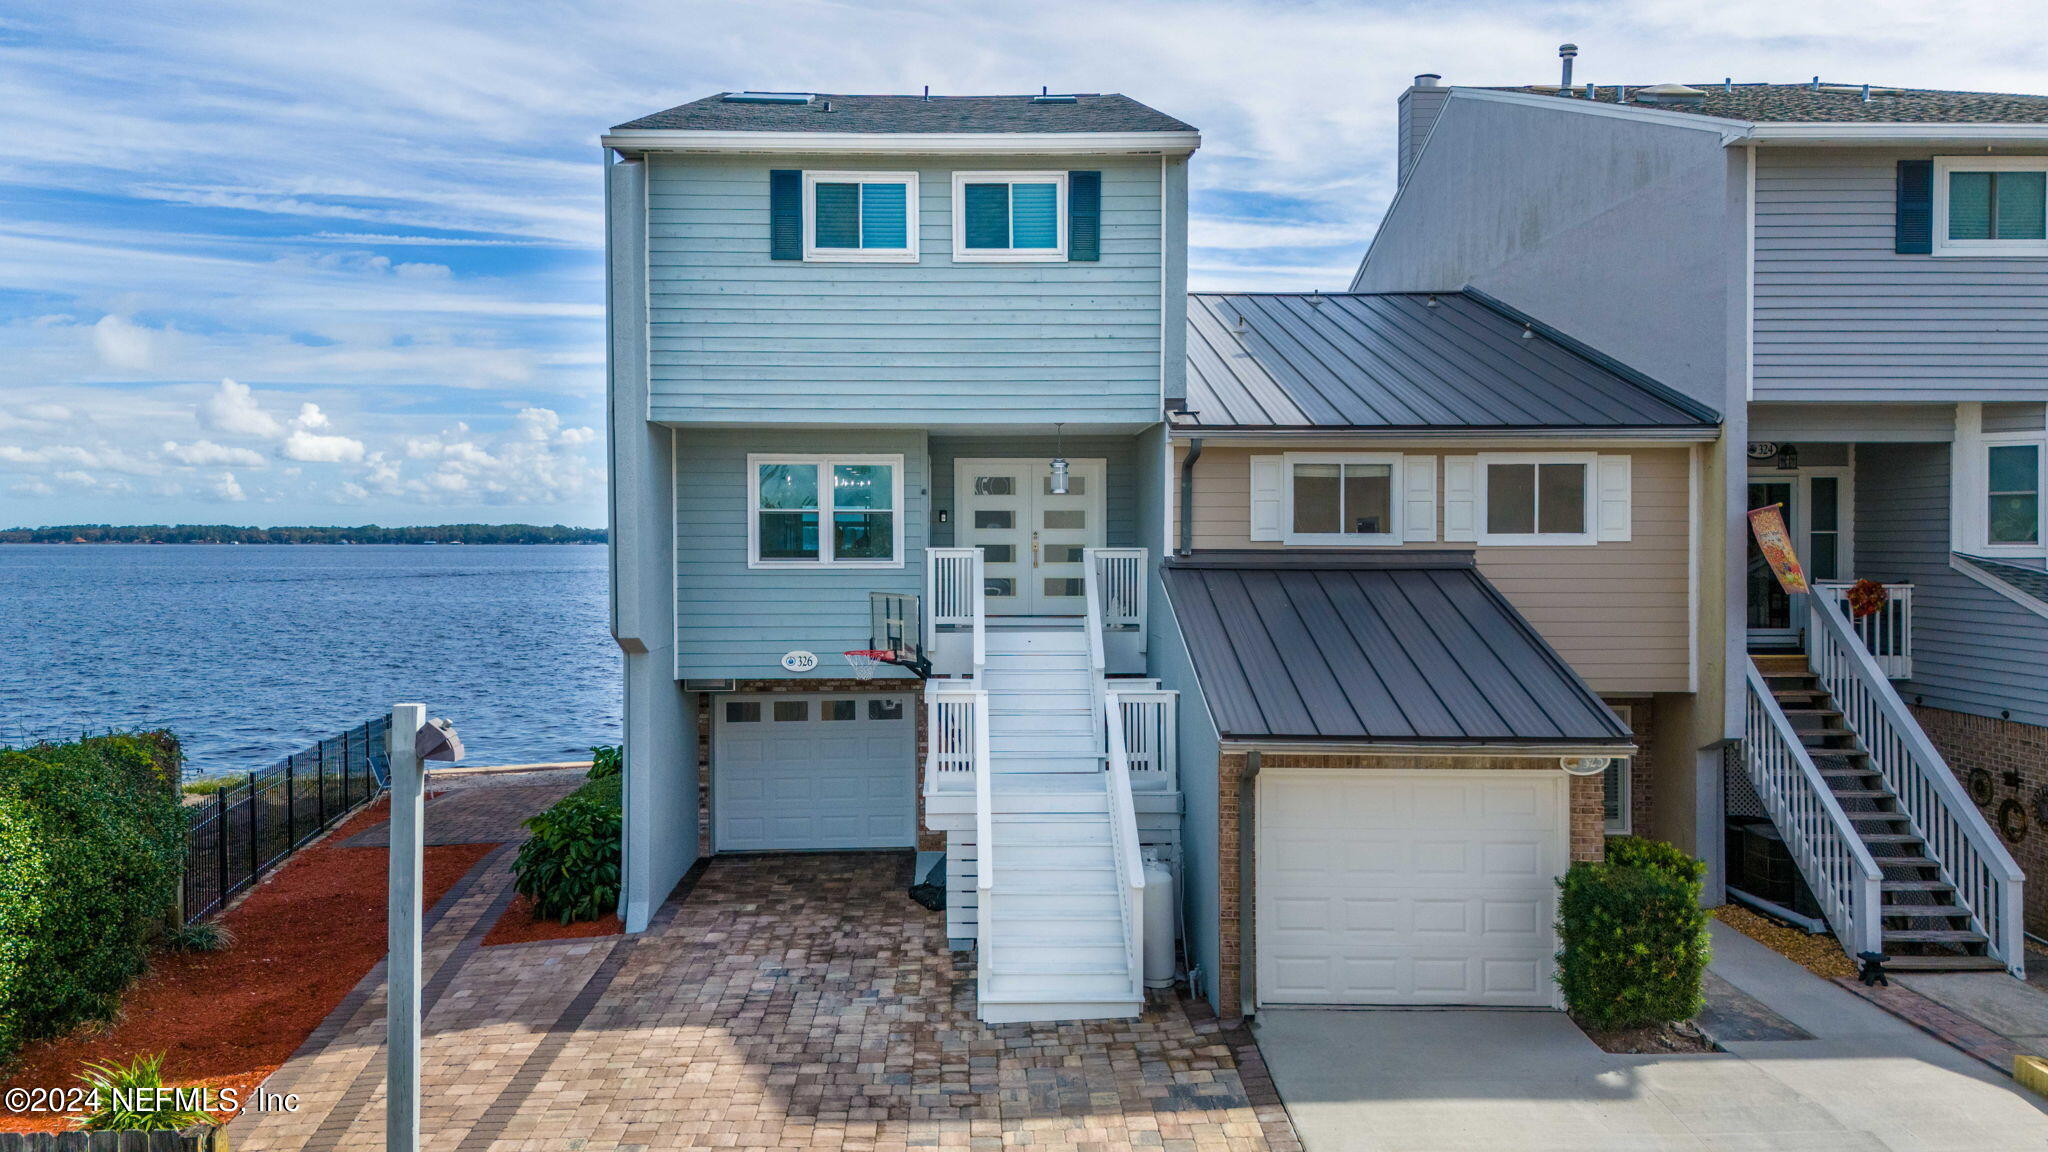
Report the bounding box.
[74,1052,213,1131]
[1603,835,1707,885]
[1556,843,1711,1031]
[0,734,186,1068]
[587,745,622,781]
[180,776,238,797]
[509,774,622,923]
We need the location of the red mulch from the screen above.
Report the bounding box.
[0,797,500,1132]
[480,893,624,947]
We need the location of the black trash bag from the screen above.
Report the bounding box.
[909,854,946,911]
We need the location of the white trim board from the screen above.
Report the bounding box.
[603,130,1201,156]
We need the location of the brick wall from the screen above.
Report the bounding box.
[693,678,942,853]
[1212,751,1607,1022]
[1913,705,2048,934]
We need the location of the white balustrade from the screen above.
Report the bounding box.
[1811,581,1914,680]
[1113,691,1177,791]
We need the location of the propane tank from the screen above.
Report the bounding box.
[1142,849,1177,989]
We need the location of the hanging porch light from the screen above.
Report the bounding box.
[1048,422,1070,495]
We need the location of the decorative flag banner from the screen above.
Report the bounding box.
[1749,503,1808,595]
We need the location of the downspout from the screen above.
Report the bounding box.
[1177,437,1203,556]
[1234,748,1260,1021]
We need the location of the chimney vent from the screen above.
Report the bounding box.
[1413,73,1442,88]
[1558,43,1578,89]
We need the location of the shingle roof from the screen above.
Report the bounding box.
[1496,83,2048,124]
[1180,290,1719,430]
[614,93,1195,134]
[1163,551,1633,746]
[1957,553,2048,608]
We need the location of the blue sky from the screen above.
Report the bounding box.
[0,0,2039,528]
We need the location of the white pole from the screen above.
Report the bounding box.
[387,703,426,1152]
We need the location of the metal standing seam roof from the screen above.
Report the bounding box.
[1180,290,1719,431]
[1492,83,2048,125]
[1162,552,1634,746]
[613,93,1195,134]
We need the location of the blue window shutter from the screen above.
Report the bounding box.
[1896,159,1933,254]
[963,183,1009,248]
[1011,183,1059,248]
[859,182,908,249]
[1068,170,1101,261]
[769,170,801,259]
[814,182,860,248]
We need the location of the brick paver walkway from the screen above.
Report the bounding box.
[231,850,1297,1151]
[344,782,576,847]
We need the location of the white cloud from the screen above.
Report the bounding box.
[211,471,246,501]
[199,378,283,437]
[281,428,367,463]
[162,439,267,467]
[92,314,156,371]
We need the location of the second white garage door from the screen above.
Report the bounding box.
[1256,769,1568,1008]
[713,693,915,852]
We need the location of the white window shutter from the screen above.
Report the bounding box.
[1249,455,1284,542]
[1402,456,1437,541]
[1444,456,1478,542]
[1597,455,1632,541]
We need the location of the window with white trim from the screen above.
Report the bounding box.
[951,172,1066,261]
[1934,157,2048,257]
[1476,453,1596,545]
[803,172,918,262]
[1282,453,1401,545]
[1603,705,1634,835]
[1985,439,2043,547]
[749,455,904,568]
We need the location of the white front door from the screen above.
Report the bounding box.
[712,693,915,851]
[955,458,1107,616]
[1256,769,1568,1008]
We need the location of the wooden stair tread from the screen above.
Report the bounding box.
[1881,904,1972,918]
[1883,955,2008,972]
[1860,833,1926,844]
[1882,929,1988,943]
[1882,880,1955,891]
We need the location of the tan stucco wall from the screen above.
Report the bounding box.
[1173,442,1695,693]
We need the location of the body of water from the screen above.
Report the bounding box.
[0,544,620,776]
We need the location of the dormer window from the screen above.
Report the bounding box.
[802,171,918,263]
[952,172,1067,261]
[1934,157,2048,256]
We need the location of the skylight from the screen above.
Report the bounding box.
[722,92,814,105]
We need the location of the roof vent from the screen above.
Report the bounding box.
[1558,43,1578,89]
[1413,73,1442,89]
[1633,83,1707,106]
[1031,93,1079,104]
[722,92,814,105]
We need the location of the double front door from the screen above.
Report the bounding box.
[955,458,1107,615]
[1747,471,1848,647]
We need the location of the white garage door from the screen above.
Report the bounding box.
[1256,769,1567,1008]
[713,694,915,851]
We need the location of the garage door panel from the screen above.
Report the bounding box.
[714,694,915,852]
[1257,769,1566,1008]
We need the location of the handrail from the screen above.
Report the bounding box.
[1102,690,1148,999]
[970,548,986,681]
[971,689,995,1003]
[1081,549,1110,730]
[1808,596,2026,975]
[1744,660,1885,961]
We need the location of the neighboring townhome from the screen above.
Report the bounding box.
[1358,63,2042,976]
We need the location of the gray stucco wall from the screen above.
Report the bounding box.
[1755,148,2048,403]
[645,152,1171,426]
[1855,441,2048,726]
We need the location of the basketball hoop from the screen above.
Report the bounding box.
[842,649,898,681]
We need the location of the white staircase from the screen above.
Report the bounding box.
[975,623,1145,1022]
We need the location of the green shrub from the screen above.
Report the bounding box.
[74,1052,213,1131]
[1603,835,1707,885]
[162,920,234,954]
[1556,846,1711,1031]
[509,774,622,923]
[0,734,186,1069]
[180,776,237,797]
[587,745,622,781]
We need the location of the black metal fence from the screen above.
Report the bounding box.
[182,714,390,923]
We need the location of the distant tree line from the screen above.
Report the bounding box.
[0,523,606,545]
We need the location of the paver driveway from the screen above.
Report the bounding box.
[233,848,1297,1151]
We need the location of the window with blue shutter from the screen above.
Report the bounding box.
[1067,171,1100,262]
[952,172,1066,260]
[769,170,802,260]
[1929,157,2048,256]
[801,172,919,261]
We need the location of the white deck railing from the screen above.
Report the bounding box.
[1090,548,1147,630]
[1807,596,2026,976]
[926,686,978,792]
[1101,691,1148,1004]
[1812,581,1914,680]
[1113,690,1178,792]
[927,547,986,680]
[970,689,995,1007]
[1743,660,1885,961]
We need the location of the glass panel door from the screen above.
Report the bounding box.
[959,463,1030,611]
[955,458,1107,615]
[1747,480,1796,642]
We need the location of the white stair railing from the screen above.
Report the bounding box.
[1080,549,1110,728]
[1812,581,1914,679]
[970,689,995,1007]
[1808,596,2026,976]
[1114,690,1178,792]
[1102,691,1148,1003]
[927,547,987,680]
[1744,660,1885,961]
[925,683,978,795]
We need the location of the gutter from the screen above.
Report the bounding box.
[1220,739,1637,758]
[1163,425,1718,443]
[1176,437,1202,556]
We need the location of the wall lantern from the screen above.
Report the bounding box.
[1775,444,1801,471]
[1049,422,1070,495]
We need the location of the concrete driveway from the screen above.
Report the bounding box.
[1255,925,2048,1152]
